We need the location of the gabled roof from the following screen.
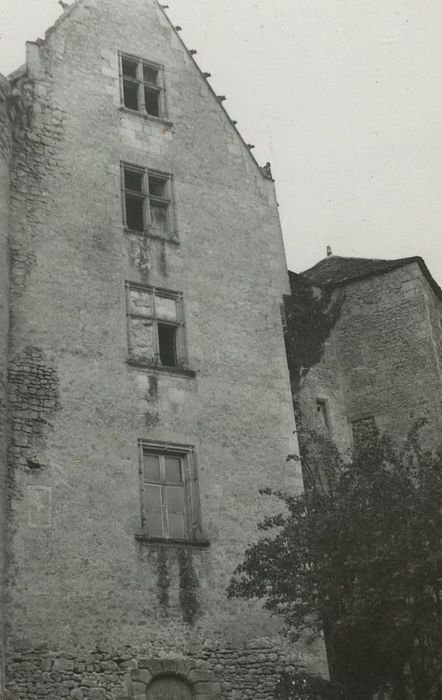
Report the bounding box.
[13,0,272,182]
[294,255,442,301]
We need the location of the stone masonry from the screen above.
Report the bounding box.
[0,0,327,697]
[290,255,442,454]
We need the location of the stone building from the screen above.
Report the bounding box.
[0,0,326,698]
[288,253,442,454]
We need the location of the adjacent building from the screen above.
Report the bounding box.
[290,254,442,454]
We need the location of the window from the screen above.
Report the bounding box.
[138,441,203,542]
[126,283,186,369]
[122,164,172,236]
[316,399,330,432]
[352,416,377,448]
[120,54,166,118]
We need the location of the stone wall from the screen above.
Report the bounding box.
[0,71,15,697]
[6,638,307,700]
[297,262,442,455]
[5,0,325,696]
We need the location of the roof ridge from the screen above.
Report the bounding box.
[292,255,442,301]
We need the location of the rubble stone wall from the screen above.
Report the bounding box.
[5,0,326,696]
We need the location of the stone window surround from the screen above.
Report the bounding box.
[121,162,175,238]
[125,281,191,373]
[129,659,222,699]
[136,439,208,548]
[119,51,168,119]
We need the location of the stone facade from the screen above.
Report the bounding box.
[0,0,326,698]
[291,256,442,454]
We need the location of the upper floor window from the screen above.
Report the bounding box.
[120,54,166,118]
[126,283,187,370]
[122,164,172,236]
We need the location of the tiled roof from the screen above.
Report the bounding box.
[294,255,442,300]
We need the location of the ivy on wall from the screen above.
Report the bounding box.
[178,549,199,625]
[283,273,344,394]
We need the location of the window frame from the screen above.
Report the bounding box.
[119,52,167,119]
[316,398,331,433]
[137,440,206,545]
[351,415,377,447]
[125,281,188,371]
[121,163,173,237]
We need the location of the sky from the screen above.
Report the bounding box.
[1,0,442,282]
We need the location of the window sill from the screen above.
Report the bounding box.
[119,106,173,128]
[135,533,210,549]
[124,227,180,245]
[126,359,196,378]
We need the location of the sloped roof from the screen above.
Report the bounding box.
[12,0,272,182]
[295,255,442,301]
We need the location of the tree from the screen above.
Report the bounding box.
[228,426,442,698]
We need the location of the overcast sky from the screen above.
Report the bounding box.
[1,0,442,283]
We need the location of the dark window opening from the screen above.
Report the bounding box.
[126,194,144,231]
[125,169,143,192]
[122,58,138,78]
[123,81,139,110]
[123,166,171,235]
[145,87,160,116]
[316,399,330,432]
[121,55,166,118]
[158,324,177,367]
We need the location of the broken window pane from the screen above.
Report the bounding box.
[165,457,182,483]
[145,87,160,116]
[144,454,160,482]
[155,296,177,321]
[129,318,156,363]
[123,80,139,110]
[158,324,177,367]
[125,194,144,231]
[150,200,168,234]
[124,169,143,192]
[129,288,153,317]
[122,58,137,78]
[148,176,166,198]
[143,64,158,85]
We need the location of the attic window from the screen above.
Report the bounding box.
[120,54,166,118]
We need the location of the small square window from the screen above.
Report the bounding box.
[352,416,377,448]
[120,53,166,118]
[126,283,187,370]
[122,164,172,236]
[139,441,203,542]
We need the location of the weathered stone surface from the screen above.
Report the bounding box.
[294,260,442,454]
[2,0,326,698]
